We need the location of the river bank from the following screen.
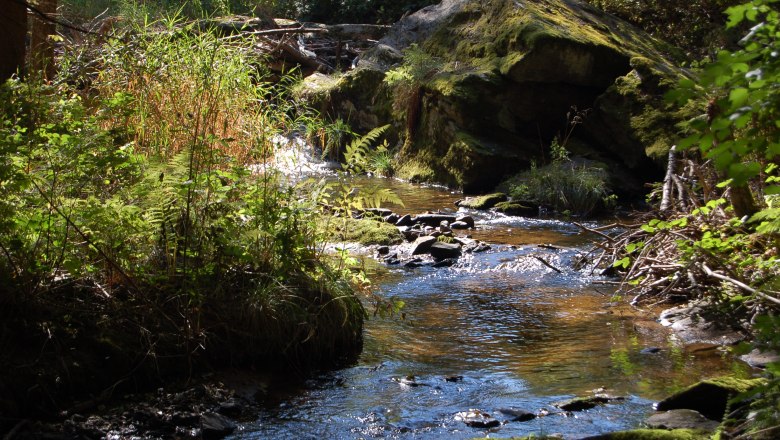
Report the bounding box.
[8,178,766,439]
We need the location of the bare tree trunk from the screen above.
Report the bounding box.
[30,0,58,80]
[730,184,758,219]
[0,0,28,80]
[660,145,677,212]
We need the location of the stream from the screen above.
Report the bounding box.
[236,174,748,439]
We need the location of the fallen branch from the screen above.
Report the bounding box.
[702,263,780,307]
[532,255,563,273]
[573,222,615,243]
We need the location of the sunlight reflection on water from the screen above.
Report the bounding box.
[237,169,750,439]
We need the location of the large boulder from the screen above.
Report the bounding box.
[298,0,687,195]
[655,377,766,421]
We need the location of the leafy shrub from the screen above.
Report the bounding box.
[0,15,367,384]
[587,0,743,56]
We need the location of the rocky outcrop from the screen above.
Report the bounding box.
[655,377,766,421]
[299,0,687,195]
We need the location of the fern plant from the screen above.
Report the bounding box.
[343,124,390,175]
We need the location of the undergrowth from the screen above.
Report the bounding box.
[506,107,614,216]
[584,2,780,436]
[0,15,367,419]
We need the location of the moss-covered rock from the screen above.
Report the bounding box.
[326,217,404,246]
[656,376,767,421]
[493,201,538,217]
[299,0,688,196]
[456,192,508,209]
[581,429,712,440]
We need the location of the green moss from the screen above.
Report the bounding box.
[397,158,436,183]
[458,193,508,210]
[494,201,537,216]
[423,0,677,70]
[585,429,712,440]
[426,70,494,102]
[700,377,767,394]
[293,72,341,100]
[657,376,768,421]
[326,217,403,246]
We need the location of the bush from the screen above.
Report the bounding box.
[508,161,613,216]
[586,0,743,57]
[0,17,366,414]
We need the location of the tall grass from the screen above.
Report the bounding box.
[509,161,613,216]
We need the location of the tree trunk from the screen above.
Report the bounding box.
[730,184,758,219]
[0,0,28,80]
[30,0,58,80]
[660,145,678,213]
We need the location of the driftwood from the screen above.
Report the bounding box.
[202,17,390,75]
[532,255,563,273]
[702,263,780,307]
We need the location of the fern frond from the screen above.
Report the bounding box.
[344,125,389,174]
[751,208,780,235]
[354,186,404,209]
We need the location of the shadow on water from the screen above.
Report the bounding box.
[238,177,750,439]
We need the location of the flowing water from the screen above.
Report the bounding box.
[236,177,749,439]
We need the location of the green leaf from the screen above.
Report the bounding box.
[765,185,780,195]
[728,161,762,185]
[726,4,749,28]
[729,87,750,107]
[613,257,631,269]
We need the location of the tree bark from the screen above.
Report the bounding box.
[730,184,758,219]
[0,0,28,80]
[30,0,58,80]
[660,145,677,212]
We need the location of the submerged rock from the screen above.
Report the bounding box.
[454,409,501,428]
[201,412,237,440]
[450,220,470,229]
[659,304,747,346]
[739,348,780,369]
[433,258,458,268]
[645,409,720,432]
[498,407,536,422]
[555,395,610,411]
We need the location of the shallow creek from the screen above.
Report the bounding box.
[238,178,747,439]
